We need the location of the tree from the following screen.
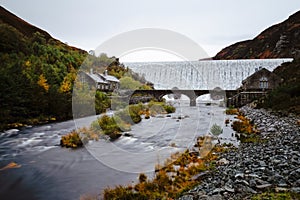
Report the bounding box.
[119,76,142,90]
[95,91,111,114]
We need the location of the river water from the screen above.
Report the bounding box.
[0,98,238,200]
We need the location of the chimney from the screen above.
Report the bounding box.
[90,68,93,74]
[104,70,108,76]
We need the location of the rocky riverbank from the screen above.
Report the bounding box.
[179,106,300,200]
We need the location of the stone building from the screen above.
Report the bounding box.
[78,69,119,91]
[227,68,282,107]
[241,68,282,91]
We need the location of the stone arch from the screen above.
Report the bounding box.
[130,89,236,107]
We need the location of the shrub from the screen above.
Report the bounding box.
[98,115,121,139]
[225,118,230,125]
[60,130,83,148]
[251,191,300,200]
[138,173,147,183]
[210,124,223,136]
[225,108,239,115]
[95,91,111,114]
[163,104,176,113]
[232,115,257,134]
[147,101,176,115]
[115,106,142,125]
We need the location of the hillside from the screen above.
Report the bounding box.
[0,6,154,130]
[263,58,300,114]
[0,6,88,130]
[213,10,300,114]
[214,10,300,60]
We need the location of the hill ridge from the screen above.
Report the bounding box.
[214,10,300,59]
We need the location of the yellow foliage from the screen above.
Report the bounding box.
[60,76,72,93]
[37,74,49,92]
[25,60,31,68]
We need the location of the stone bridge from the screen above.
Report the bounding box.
[130,89,238,106]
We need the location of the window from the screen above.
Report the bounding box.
[259,77,268,89]
[80,74,85,83]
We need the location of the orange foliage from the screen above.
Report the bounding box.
[259,50,272,59]
[232,114,257,134]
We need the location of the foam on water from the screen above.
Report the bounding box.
[32,132,46,137]
[118,136,138,144]
[16,137,43,147]
[5,129,20,134]
[29,146,57,152]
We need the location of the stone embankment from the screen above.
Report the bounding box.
[179,106,300,200]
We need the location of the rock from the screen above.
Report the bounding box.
[178,195,194,200]
[256,184,272,189]
[272,159,281,164]
[216,158,230,165]
[275,187,288,192]
[177,106,300,199]
[192,171,210,181]
[207,194,223,200]
[198,195,210,200]
[278,183,288,187]
[248,173,260,178]
[123,132,133,137]
[212,188,224,194]
[235,173,244,179]
[291,187,300,193]
[258,161,267,167]
[224,185,235,193]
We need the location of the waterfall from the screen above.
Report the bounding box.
[126,59,292,90]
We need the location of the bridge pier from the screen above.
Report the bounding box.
[190,98,196,106]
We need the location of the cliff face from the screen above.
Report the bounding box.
[214,10,300,59]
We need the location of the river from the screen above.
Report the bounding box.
[0,98,238,200]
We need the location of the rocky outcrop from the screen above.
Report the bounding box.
[179,106,300,199]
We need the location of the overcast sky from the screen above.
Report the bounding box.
[2,0,300,61]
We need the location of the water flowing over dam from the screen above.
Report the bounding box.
[126,59,293,90]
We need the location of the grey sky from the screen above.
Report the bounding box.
[2,0,300,60]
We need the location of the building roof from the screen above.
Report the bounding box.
[87,73,108,84]
[80,70,120,84]
[98,73,120,83]
[242,68,277,84]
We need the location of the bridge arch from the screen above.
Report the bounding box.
[131,89,214,106]
[130,90,237,106]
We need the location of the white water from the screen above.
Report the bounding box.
[126,59,293,89]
